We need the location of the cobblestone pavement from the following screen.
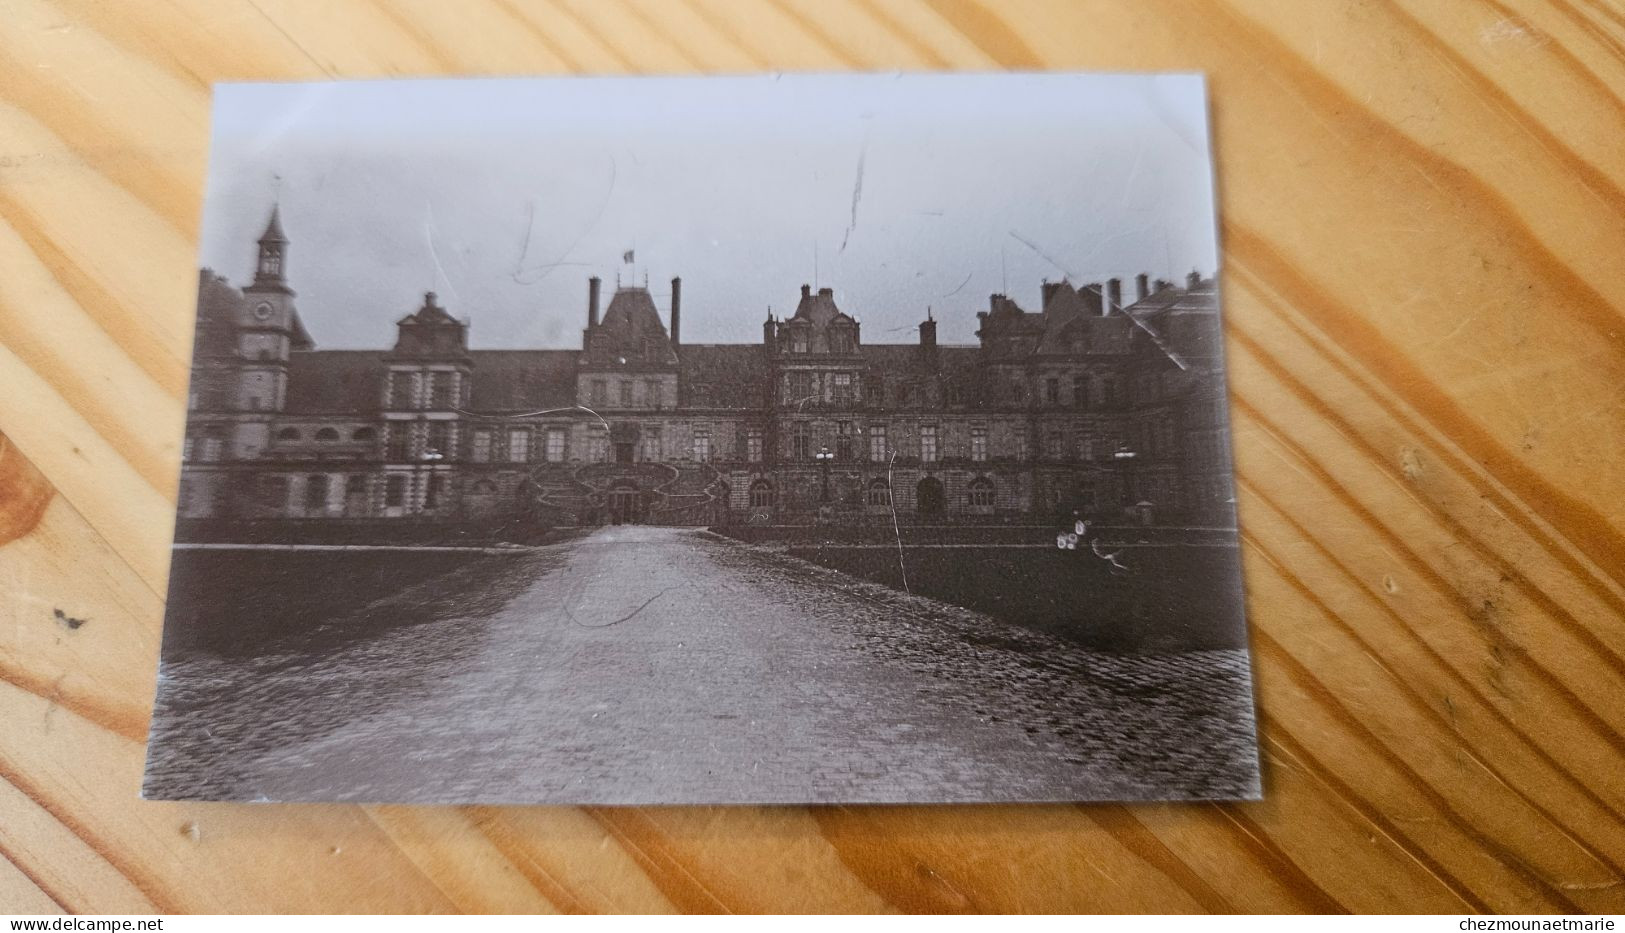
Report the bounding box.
[145,526,1260,804]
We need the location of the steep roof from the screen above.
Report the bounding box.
[1126,277,1223,372]
[465,350,578,412]
[585,286,678,367]
[258,205,287,244]
[678,344,773,409]
[789,286,855,327]
[599,287,669,339]
[284,351,385,413]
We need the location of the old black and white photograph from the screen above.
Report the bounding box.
[144,73,1259,804]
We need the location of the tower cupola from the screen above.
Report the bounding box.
[253,205,291,291]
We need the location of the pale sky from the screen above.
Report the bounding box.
[199,73,1219,349]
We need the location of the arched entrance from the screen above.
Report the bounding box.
[608,479,644,525]
[916,476,945,519]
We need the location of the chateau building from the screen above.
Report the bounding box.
[178,208,1235,530]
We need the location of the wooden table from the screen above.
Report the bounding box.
[2,0,1623,914]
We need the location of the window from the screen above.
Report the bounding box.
[749,479,774,508]
[345,474,367,497]
[470,429,492,463]
[430,372,454,408]
[866,478,892,507]
[791,422,811,460]
[183,434,195,461]
[692,428,711,462]
[386,426,410,462]
[645,380,662,408]
[389,371,416,409]
[427,422,452,459]
[920,425,939,462]
[791,333,808,353]
[1045,431,1064,460]
[1045,377,1059,405]
[832,373,854,404]
[1102,375,1122,407]
[1014,431,1028,461]
[261,476,289,510]
[587,426,608,463]
[835,421,853,461]
[968,477,995,510]
[507,429,531,463]
[1137,374,1158,404]
[868,424,888,462]
[970,426,987,462]
[591,380,607,407]
[619,380,633,407]
[788,371,813,404]
[304,474,329,511]
[1076,435,1093,462]
[546,427,566,462]
[385,474,407,508]
[424,474,445,510]
[276,427,301,441]
[746,428,763,463]
[198,428,224,463]
[352,427,377,443]
[642,426,662,461]
[1077,480,1097,511]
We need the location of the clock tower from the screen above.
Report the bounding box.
[235,205,305,412]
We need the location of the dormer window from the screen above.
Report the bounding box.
[791,333,809,354]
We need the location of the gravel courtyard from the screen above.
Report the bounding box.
[145,526,1259,804]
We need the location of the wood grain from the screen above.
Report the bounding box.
[0,0,1622,914]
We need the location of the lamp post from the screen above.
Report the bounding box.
[815,445,834,503]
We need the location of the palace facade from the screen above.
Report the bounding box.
[177,208,1236,530]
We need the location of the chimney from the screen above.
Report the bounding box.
[919,310,938,353]
[1135,273,1150,302]
[669,276,682,347]
[587,276,601,328]
[1187,270,1203,289]
[763,312,777,353]
[818,286,833,298]
[1082,283,1103,315]
[1040,280,1061,308]
[801,284,812,300]
[1155,278,1174,292]
[1106,278,1123,314]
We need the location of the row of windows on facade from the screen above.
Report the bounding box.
[216,473,1001,515]
[243,473,450,511]
[387,371,468,410]
[184,418,1183,465]
[376,370,1169,413]
[776,372,1159,410]
[781,330,857,355]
